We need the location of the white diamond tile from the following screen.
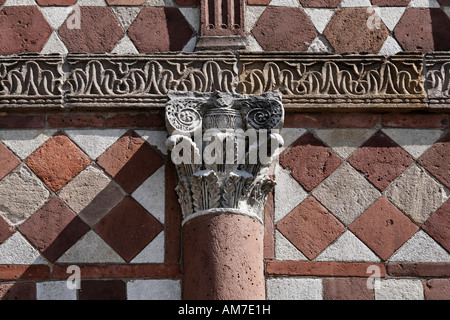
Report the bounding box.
[382,128,444,159]
[315,231,380,262]
[65,129,126,160]
[312,163,381,226]
[389,230,450,263]
[385,163,449,225]
[131,231,165,263]
[274,164,308,223]
[127,279,181,300]
[112,35,140,54]
[314,128,376,159]
[0,232,47,265]
[303,8,334,33]
[57,230,126,264]
[0,129,56,160]
[274,230,308,261]
[136,130,168,155]
[409,0,440,8]
[379,36,403,55]
[132,165,165,224]
[379,7,406,31]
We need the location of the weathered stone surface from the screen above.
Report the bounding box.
[425,53,450,109]
[382,128,444,159]
[128,7,192,52]
[389,230,450,262]
[324,8,389,54]
[79,280,126,300]
[94,197,164,262]
[267,278,322,300]
[127,279,181,300]
[394,8,450,52]
[375,279,424,300]
[0,232,47,265]
[58,7,124,53]
[25,134,91,192]
[422,201,450,252]
[96,131,164,194]
[315,231,380,262]
[314,129,375,159]
[36,281,76,301]
[252,7,317,52]
[239,52,425,110]
[385,164,449,225]
[371,0,411,5]
[0,56,63,110]
[183,213,265,299]
[106,0,145,4]
[0,130,56,161]
[18,198,90,263]
[279,132,342,192]
[349,197,419,261]
[65,53,239,109]
[323,278,374,300]
[312,163,381,226]
[347,130,414,191]
[299,0,340,7]
[0,215,14,245]
[36,0,77,5]
[0,282,36,300]
[0,166,50,226]
[59,166,125,227]
[418,132,450,189]
[424,279,450,300]
[277,196,346,260]
[0,6,53,55]
[57,230,125,263]
[0,142,20,181]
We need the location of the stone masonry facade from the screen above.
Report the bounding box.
[0,0,449,300]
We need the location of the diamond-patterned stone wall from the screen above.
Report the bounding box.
[0,112,448,300]
[0,1,448,55]
[0,117,182,300]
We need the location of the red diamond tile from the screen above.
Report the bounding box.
[0,215,14,245]
[279,132,342,192]
[25,133,91,192]
[94,197,163,262]
[96,131,164,193]
[58,7,124,53]
[349,197,419,261]
[128,7,193,52]
[252,7,317,52]
[298,0,341,7]
[0,6,53,55]
[18,198,90,263]
[394,8,450,53]
[79,280,126,300]
[0,141,21,181]
[418,132,450,190]
[347,130,414,191]
[422,200,450,253]
[324,8,389,54]
[276,196,346,260]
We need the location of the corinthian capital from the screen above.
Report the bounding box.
[165,91,284,224]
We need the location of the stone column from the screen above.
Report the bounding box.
[165,91,284,299]
[196,0,247,50]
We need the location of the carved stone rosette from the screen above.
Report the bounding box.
[165,90,284,224]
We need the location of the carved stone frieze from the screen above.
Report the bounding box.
[165,91,284,223]
[239,52,426,110]
[65,53,239,109]
[425,52,450,109]
[0,55,63,109]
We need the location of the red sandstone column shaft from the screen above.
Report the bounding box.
[182,213,265,300]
